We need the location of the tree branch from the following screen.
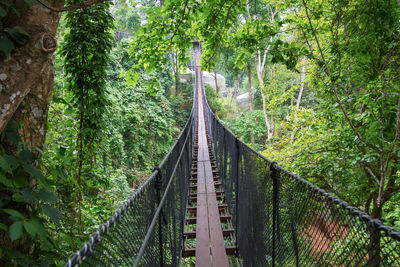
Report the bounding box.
[36,0,110,12]
[302,0,380,154]
[363,164,380,185]
[167,0,189,49]
[384,96,400,175]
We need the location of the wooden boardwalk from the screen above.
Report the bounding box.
[182,42,236,267]
[195,65,228,267]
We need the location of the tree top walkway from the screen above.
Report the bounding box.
[65,42,400,267]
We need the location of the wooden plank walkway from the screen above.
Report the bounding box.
[194,65,228,267]
[182,41,237,267]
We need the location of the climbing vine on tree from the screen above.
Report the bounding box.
[60,0,114,231]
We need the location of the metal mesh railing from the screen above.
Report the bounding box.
[203,85,400,266]
[66,46,400,266]
[65,107,194,267]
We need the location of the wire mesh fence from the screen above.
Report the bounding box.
[204,91,400,267]
[65,108,193,267]
[66,50,400,266]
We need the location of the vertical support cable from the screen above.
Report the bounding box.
[154,168,164,267]
[270,162,280,267]
[235,138,240,254]
[288,186,299,267]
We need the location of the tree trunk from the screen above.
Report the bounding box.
[172,51,179,95]
[291,57,307,143]
[367,203,382,266]
[233,78,239,97]
[260,89,273,140]
[0,0,64,255]
[0,1,62,142]
[255,51,273,140]
[296,57,307,108]
[247,61,255,145]
[213,69,219,94]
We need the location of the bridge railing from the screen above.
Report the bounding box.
[65,107,194,267]
[202,79,400,266]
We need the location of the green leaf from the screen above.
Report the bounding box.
[65,108,74,115]
[37,188,57,204]
[0,6,6,17]
[28,218,46,237]
[0,1,20,16]
[5,119,19,132]
[21,188,36,203]
[0,155,12,174]
[0,193,10,208]
[5,132,21,146]
[9,221,24,241]
[23,164,45,182]
[0,32,14,57]
[0,173,12,187]
[40,238,53,251]
[19,149,35,164]
[41,204,61,225]
[24,0,33,5]
[35,147,44,156]
[4,27,29,46]
[24,220,36,237]
[0,222,8,231]
[12,193,24,202]
[3,209,25,220]
[23,218,44,238]
[12,175,29,188]
[3,154,18,170]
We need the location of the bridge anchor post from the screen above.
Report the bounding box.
[270,162,281,267]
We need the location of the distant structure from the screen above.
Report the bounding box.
[236,92,250,110]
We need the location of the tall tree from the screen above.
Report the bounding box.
[0,0,112,263]
[60,0,114,231]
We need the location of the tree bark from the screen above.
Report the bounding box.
[0,1,63,148]
[247,61,255,144]
[172,51,179,95]
[367,203,383,266]
[247,61,252,111]
[213,69,219,94]
[291,57,307,143]
[255,50,273,140]
[296,57,307,108]
[0,0,64,255]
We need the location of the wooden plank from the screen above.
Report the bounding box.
[183,246,237,257]
[185,229,234,239]
[207,192,228,267]
[196,193,211,267]
[192,57,228,267]
[204,140,228,267]
[196,159,211,266]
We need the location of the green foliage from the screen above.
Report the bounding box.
[61,1,114,147]
[0,0,30,58]
[227,110,266,147]
[36,3,193,263]
[201,0,400,230]
[0,120,59,265]
[205,84,229,119]
[128,0,247,85]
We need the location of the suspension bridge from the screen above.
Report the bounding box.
[65,42,400,267]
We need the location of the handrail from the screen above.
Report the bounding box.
[65,107,194,267]
[133,114,194,266]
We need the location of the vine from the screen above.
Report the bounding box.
[60,0,114,231]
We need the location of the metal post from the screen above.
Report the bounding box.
[270,162,280,267]
[235,138,240,254]
[154,168,164,267]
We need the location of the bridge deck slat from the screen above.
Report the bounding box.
[194,58,228,267]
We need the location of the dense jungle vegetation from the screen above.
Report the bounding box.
[0,0,399,265]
